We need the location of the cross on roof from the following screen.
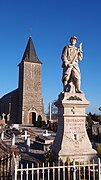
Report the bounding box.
[29,27,32,37]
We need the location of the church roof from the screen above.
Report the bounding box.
[21,36,42,64]
[0,89,18,101]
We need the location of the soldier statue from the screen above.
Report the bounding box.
[61,36,83,93]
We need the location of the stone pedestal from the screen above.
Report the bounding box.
[52,92,97,162]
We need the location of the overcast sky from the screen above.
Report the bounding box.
[0,0,101,114]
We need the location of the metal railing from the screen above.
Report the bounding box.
[12,155,101,180]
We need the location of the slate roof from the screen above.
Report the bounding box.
[21,36,42,64]
[0,88,18,101]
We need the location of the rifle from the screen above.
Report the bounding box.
[66,43,82,75]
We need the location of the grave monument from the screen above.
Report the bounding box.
[52,36,97,162]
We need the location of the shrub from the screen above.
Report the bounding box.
[97,144,101,157]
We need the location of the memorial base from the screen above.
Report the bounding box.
[51,92,97,162]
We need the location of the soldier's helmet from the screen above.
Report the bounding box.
[70,36,78,43]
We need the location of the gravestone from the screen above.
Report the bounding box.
[51,36,97,162]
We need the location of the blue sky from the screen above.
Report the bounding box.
[0,0,101,114]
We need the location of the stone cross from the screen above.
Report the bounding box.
[2,113,6,120]
[22,130,30,140]
[43,130,51,137]
[21,130,30,152]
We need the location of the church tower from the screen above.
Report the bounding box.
[18,37,45,124]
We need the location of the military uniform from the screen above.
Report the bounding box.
[61,42,83,92]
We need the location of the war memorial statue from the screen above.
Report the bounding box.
[61,36,83,93]
[52,36,97,162]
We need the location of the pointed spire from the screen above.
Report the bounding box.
[21,37,42,64]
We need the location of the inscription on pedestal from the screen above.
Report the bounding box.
[64,118,85,144]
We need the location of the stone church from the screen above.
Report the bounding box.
[0,37,45,124]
